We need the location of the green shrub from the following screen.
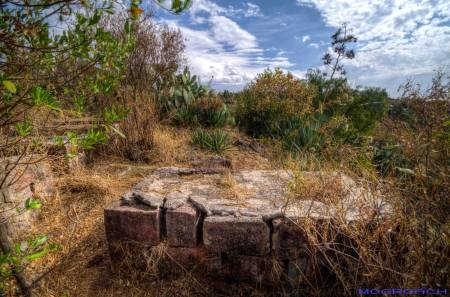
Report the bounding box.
[159,67,208,112]
[345,87,388,134]
[189,97,231,127]
[175,97,232,128]
[176,104,199,126]
[274,119,325,154]
[236,68,315,137]
[191,129,232,153]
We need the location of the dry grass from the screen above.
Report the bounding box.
[24,161,149,297]
[19,128,279,297]
[217,170,251,202]
[149,125,191,166]
[15,121,444,297]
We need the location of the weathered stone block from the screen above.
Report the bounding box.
[166,205,199,247]
[203,216,270,256]
[272,218,308,260]
[104,201,160,246]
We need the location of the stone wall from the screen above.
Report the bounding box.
[104,167,391,285]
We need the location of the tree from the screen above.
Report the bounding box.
[0,0,192,294]
[307,24,357,113]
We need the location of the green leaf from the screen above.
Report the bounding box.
[124,20,132,34]
[24,198,42,210]
[15,119,33,137]
[88,12,101,26]
[171,0,182,11]
[31,235,48,248]
[2,80,16,93]
[29,86,60,111]
[52,136,65,146]
[24,249,47,261]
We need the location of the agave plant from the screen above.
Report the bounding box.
[273,118,325,154]
[191,129,232,154]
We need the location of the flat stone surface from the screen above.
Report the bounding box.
[129,167,294,220]
[203,216,270,256]
[104,201,160,246]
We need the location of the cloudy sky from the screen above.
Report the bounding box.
[151,0,450,96]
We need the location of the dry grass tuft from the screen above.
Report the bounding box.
[217,170,251,202]
[149,125,191,166]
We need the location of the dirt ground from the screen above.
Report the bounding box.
[24,127,281,297]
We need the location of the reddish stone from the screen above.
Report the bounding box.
[203,216,270,256]
[104,201,160,246]
[166,205,199,247]
[271,218,309,260]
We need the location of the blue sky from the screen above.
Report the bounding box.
[151,0,450,96]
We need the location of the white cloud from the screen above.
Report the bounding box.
[308,42,319,48]
[296,0,450,93]
[188,0,262,18]
[163,0,296,88]
[209,15,257,49]
[244,3,263,17]
[302,35,310,43]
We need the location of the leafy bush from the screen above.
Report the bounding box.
[345,87,388,134]
[191,129,232,153]
[236,68,315,137]
[159,67,208,112]
[274,119,325,154]
[187,97,231,127]
[218,90,236,104]
[0,0,190,293]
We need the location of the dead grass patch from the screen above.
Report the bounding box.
[149,125,191,166]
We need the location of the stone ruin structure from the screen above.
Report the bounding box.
[104,167,391,285]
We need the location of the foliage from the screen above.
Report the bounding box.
[370,72,449,289]
[0,197,58,292]
[104,13,185,93]
[218,90,236,104]
[159,67,209,112]
[317,23,357,109]
[273,119,325,154]
[191,129,232,154]
[105,94,157,161]
[0,234,59,292]
[236,68,315,137]
[177,97,231,127]
[345,87,388,134]
[0,0,190,293]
